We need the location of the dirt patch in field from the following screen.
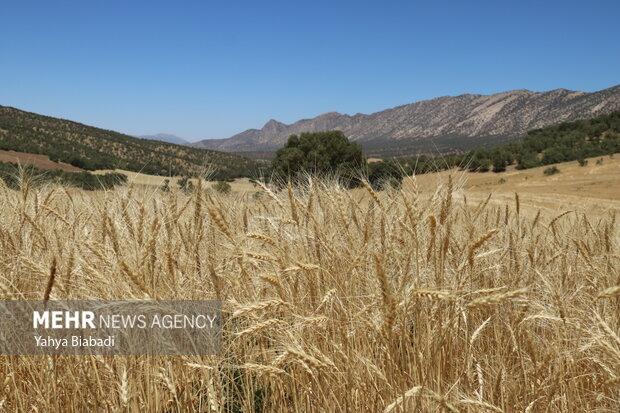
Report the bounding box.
[0,150,82,172]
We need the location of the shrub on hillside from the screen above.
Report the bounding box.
[178,176,195,193]
[543,166,560,176]
[160,179,171,192]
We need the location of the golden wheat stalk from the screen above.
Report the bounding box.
[42,257,57,302]
[466,288,528,309]
[468,229,498,267]
[384,386,423,412]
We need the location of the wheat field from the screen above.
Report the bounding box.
[0,172,618,412]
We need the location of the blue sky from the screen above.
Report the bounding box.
[1,0,619,140]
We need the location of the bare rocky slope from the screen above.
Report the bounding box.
[194,85,620,156]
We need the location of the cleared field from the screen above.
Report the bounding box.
[0,149,82,172]
[0,167,618,411]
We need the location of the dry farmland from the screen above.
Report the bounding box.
[0,160,618,411]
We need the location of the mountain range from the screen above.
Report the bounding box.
[194,85,620,156]
[139,133,190,146]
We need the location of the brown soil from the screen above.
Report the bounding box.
[0,150,82,172]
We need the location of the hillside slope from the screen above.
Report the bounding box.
[195,85,620,155]
[0,106,259,180]
[411,154,620,215]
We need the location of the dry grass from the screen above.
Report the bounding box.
[412,155,620,216]
[0,170,618,412]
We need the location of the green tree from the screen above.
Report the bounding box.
[272,131,364,185]
[541,146,567,164]
[491,149,511,172]
[367,161,404,190]
[468,150,491,172]
[516,151,540,170]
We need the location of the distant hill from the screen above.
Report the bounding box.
[139,133,190,146]
[393,110,620,175]
[194,85,620,156]
[0,106,260,180]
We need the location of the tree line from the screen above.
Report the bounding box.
[0,162,127,190]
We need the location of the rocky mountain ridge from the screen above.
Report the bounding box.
[194,85,620,155]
